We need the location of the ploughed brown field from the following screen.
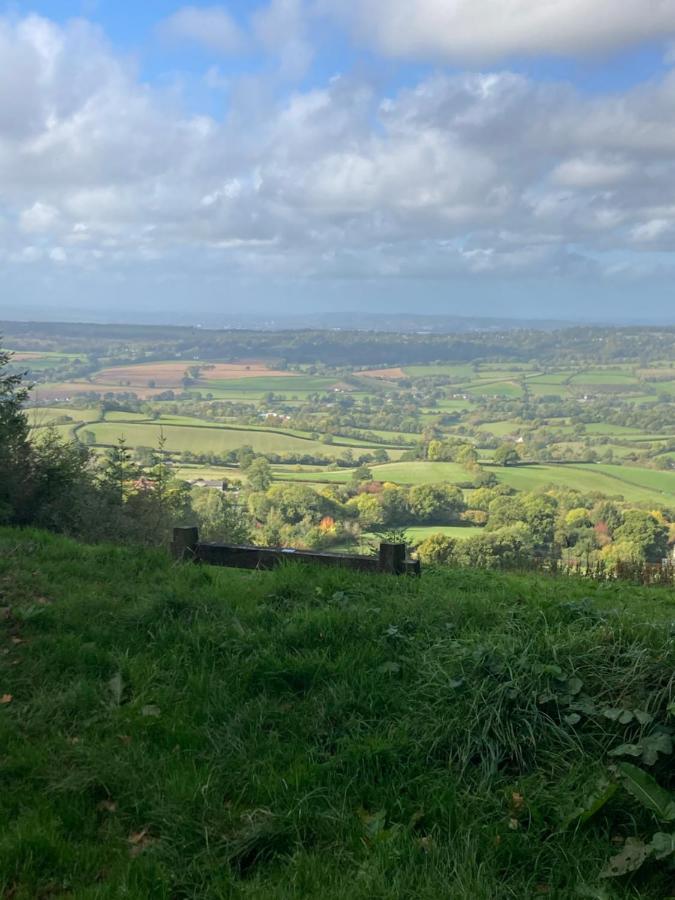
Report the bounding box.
[30,382,170,400]
[91,361,295,388]
[360,367,407,380]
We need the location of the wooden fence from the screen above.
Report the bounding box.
[171,527,421,576]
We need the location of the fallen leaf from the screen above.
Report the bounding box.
[141,705,161,718]
[508,818,520,830]
[511,792,525,810]
[98,799,117,813]
[67,736,80,745]
[117,734,132,745]
[601,837,651,878]
[128,828,154,856]
[0,694,12,705]
[128,828,149,844]
[10,637,25,645]
[0,607,11,620]
[36,596,52,605]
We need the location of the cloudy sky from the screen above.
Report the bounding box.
[3,1,675,322]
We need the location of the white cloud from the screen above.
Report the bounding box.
[323,0,675,63]
[253,0,314,80]
[4,13,675,298]
[49,246,67,263]
[19,202,60,232]
[159,6,245,54]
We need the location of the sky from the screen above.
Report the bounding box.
[3,1,675,323]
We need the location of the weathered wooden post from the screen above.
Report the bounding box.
[378,542,407,575]
[171,526,199,561]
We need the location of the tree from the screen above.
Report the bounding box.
[416,533,456,565]
[565,507,591,529]
[493,444,520,467]
[487,495,526,530]
[0,344,31,522]
[347,492,384,530]
[615,511,669,563]
[350,465,373,485]
[246,457,272,492]
[100,438,138,503]
[407,483,465,524]
[191,487,250,544]
[236,445,256,470]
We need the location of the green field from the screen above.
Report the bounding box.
[463,380,523,398]
[403,524,484,542]
[570,371,638,385]
[369,461,473,484]
[174,465,245,483]
[492,463,675,505]
[476,420,522,436]
[28,407,99,424]
[83,421,402,459]
[404,364,475,378]
[279,459,675,506]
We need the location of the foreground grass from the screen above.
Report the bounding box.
[1,528,674,899]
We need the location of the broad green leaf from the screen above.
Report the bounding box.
[634,709,654,726]
[649,832,675,861]
[564,713,581,726]
[608,743,642,759]
[649,831,675,859]
[562,779,618,829]
[641,733,673,766]
[536,664,563,676]
[618,763,675,822]
[567,677,583,696]
[600,837,651,878]
[570,696,597,715]
[610,734,673,766]
[618,710,634,725]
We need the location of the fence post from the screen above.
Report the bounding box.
[171,526,199,561]
[378,542,407,575]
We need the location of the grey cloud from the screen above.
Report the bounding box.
[320,0,675,64]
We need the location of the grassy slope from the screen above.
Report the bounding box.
[1,529,674,899]
[84,422,404,460]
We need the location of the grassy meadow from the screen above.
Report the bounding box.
[1,528,674,898]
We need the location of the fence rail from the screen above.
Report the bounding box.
[171,527,421,576]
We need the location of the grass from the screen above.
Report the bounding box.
[1,528,674,898]
[81,422,403,460]
[492,464,675,505]
[369,461,472,485]
[27,407,100,426]
[402,525,484,541]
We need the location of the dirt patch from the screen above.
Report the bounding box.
[30,383,167,401]
[9,352,47,361]
[90,361,295,389]
[360,367,407,381]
